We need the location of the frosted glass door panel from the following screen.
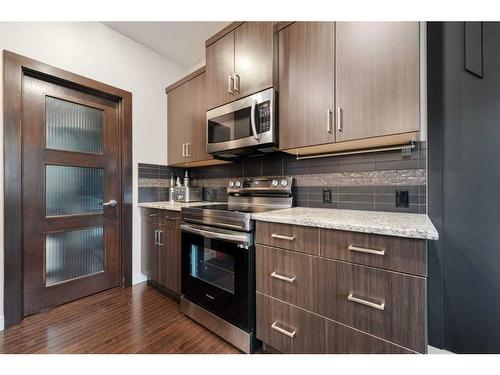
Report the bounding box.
[45,227,104,286]
[46,96,104,154]
[46,165,104,216]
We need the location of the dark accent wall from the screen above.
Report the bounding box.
[428,22,500,353]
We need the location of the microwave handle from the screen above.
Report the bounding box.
[250,99,260,140]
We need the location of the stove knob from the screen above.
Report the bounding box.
[280,179,289,187]
[271,180,279,188]
[229,181,235,188]
[235,181,242,188]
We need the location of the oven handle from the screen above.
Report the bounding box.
[180,223,250,246]
[250,99,260,141]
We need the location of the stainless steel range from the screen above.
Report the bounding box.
[180,177,293,353]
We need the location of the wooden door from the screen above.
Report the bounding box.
[141,210,159,282]
[205,31,235,110]
[22,75,121,316]
[336,22,420,142]
[158,214,181,294]
[279,22,335,150]
[186,72,211,163]
[167,84,188,165]
[234,22,274,99]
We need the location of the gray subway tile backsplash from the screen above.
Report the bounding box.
[138,143,427,212]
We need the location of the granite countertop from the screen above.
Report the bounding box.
[252,207,439,240]
[137,201,219,211]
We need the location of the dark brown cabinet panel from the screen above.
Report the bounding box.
[320,229,428,276]
[255,222,320,255]
[279,22,335,150]
[141,209,181,295]
[256,293,327,354]
[256,245,313,310]
[186,72,210,163]
[206,32,235,110]
[234,22,274,99]
[312,256,427,353]
[167,84,188,166]
[336,22,420,142]
[326,320,414,354]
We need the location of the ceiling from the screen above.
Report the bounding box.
[102,22,231,68]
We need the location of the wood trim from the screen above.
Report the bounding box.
[170,158,230,168]
[205,22,245,47]
[281,131,420,157]
[273,22,295,33]
[3,50,133,328]
[165,66,206,93]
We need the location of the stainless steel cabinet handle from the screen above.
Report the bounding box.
[327,109,332,133]
[228,75,234,94]
[250,99,260,140]
[348,245,385,256]
[157,230,163,246]
[347,293,385,311]
[182,143,186,157]
[336,106,343,132]
[154,229,159,245]
[271,271,296,283]
[234,73,240,92]
[271,321,296,338]
[271,233,296,241]
[186,143,191,157]
[102,199,117,207]
[147,213,158,217]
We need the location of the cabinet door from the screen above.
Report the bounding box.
[141,218,159,283]
[206,32,235,110]
[279,22,334,150]
[186,72,211,163]
[158,219,181,294]
[234,22,274,99]
[336,22,420,142]
[167,84,188,165]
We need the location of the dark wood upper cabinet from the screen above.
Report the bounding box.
[335,22,420,142]
[279,22,334,150]
[205,22,275,110]
[206,32,235,110]
[167,83,188,166]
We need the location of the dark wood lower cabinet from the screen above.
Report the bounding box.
[141,208,181,296]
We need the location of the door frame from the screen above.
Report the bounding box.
[3,50,133,328]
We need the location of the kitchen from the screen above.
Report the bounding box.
[1,1,500,373]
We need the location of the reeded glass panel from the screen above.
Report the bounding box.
[46,165,104,216]
[46,96,104,154]
[45,227,104,286]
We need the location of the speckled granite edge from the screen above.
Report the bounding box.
[137,201,219,211]
[252,207,439,240]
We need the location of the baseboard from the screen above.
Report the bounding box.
[428,345,454,354]
[0,315,4,331]
[132,273,148,285]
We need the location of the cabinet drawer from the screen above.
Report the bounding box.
[256,245,313,310]
[160,210,181,227]
[326,320,414,354]
[255,222,320,255]
[312,257,426,353]
[142,208,160,221]
[256,293,326,354]
[320,229,427,276]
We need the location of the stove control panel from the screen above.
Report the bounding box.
[227,177,293,194]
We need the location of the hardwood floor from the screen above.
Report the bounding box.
[0,283,241,354]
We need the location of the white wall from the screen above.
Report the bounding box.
[0,22,189,329]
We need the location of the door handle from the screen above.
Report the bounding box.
[347,293,385,311]
[271,233,296,241]
[186,143,191,157]
[327,109,332,133]
[154,229,159,245]
[182,143,186,157]
[157,230,163,246]
[271,321,296,338]
[336,106,343,132]
[234,73,240,92]
[228,75,234,94]
[102,199,117,207]
[271,271,296,283]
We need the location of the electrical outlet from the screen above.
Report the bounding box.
[395,190,409,207]
[322,189,332,204]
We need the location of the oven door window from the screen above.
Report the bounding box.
[190,245,235,294]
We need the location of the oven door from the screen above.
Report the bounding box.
[206,88,275,155]
[181,223,254,332]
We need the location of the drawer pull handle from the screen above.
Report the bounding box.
[348,293,385,311]
[147,213,158,217]
[348,245,385,256]
[271,233,296,241]
[271,271,296,283]
[271,321,296,338]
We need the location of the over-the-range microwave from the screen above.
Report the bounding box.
[206,88,277,158]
